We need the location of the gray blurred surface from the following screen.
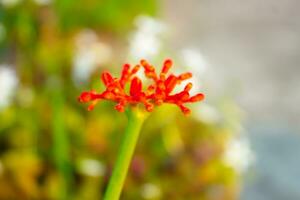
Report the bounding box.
[163,1,300,199]
[243,125,300,200]
[163,0,300,125]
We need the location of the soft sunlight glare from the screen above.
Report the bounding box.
[0,0,22,7]
[72,29,112,86]
[78,159,106,177]
[141,183,161,199]
[181,48,207,77]
[0,65,18,110]
[128,15,166,61]
[223,136,255,173]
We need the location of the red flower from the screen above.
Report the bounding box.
[78,59,205,115]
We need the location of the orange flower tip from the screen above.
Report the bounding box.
[121,64,130,76]
[87,104,95,111]
[184,83,193,92]
[178,72,192,81]
[115,104,125,112]
[140,59,155,72]
[144,66,155,73]
[165,75,178,93]
[101,71,114,86]
[123,63,130,69]
[190,93,205,102]
[177,73,190,81]
[179,105,191,115]
[130,77,142,96]
[145,104,154,112]
[140,59,148,66]
[164,59,173,67]
[183,109,191,115]
[131,65,140,74]
[155,99,163,105]
[78,92,92,103]
[162,59,173,74]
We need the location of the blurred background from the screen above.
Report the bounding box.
[0,0,298,199]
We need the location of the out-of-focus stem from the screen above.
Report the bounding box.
[51,86,72,199]
[103,107,147,200]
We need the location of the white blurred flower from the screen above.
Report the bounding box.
[0,0,22,7]
[177,48,209,95]
[128,15,166,61]
[141,183,161,199]
[72,29,112,85]
[223,136,255,174]
[77,159,105,177]
[0,65,18,110]
[194,103,221,124]
[180,48,207,76]
[0,23,6,42]
[33,0,51,6]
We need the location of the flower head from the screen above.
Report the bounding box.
[78,59,205,115]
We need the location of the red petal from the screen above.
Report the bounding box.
[120,64,131,85]
[179,104,191,115]
[87,104,94,111]
[122,64,130,75]
[87,101,98,111]
[141,59,154,72]
[78,91,101,103]
[178,72,192,81]
[165,74,178,93]
[184,83,193,92]
[101,72,114,86]
[130,77,142,96]
[145,102,154,112]
[115,101,126,112]
[131,65,140,75]
[179,92,190,101]
[78,92,92,102]
[189,93,205,102]
[140,59,149,68]
[161,59,172,74]
[168,91,189,101]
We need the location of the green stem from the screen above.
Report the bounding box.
[51,87,72,199]
[104,108,147,200]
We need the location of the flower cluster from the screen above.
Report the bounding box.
[78,59,204,115]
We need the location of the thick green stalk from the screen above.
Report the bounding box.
[104,108,147,200]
